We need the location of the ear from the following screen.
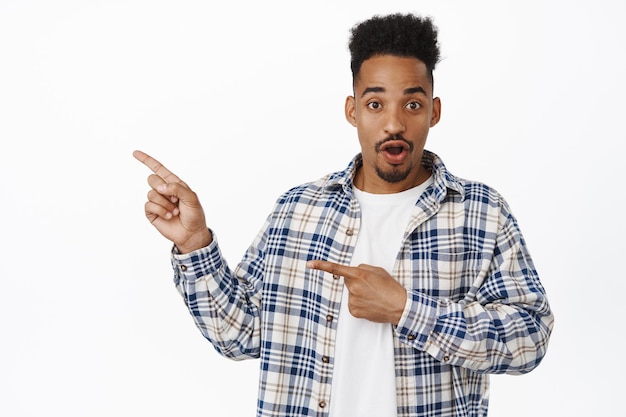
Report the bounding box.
[345,95,357,127]
[430,97,441,127]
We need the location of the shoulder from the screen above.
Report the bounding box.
[274,155,359,206]
[450,176,519,235]
[458,177,507,207]
[427,150,510,212]
[274,171,344,208]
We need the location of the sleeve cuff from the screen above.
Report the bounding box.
[395,290,440,350]
[171,231,224,285]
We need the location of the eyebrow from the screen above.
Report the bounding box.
[404,86,427,96]
[360,86,427,98]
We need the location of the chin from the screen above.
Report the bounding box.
[376,166,412,183]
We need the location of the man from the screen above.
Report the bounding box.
[135,13,553,417]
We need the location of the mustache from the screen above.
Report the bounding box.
[374,135,414,152]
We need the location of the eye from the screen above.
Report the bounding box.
[406,101,421,110]
[367,101,382,110]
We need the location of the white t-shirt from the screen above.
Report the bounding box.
[329,177,432,417]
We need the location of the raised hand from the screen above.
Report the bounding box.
[306,260,407,324]
[133,150,212,253]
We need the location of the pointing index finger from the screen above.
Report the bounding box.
[133,150,182,183]
[306,260,357,279]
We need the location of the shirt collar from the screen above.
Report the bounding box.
[323,150,466,202]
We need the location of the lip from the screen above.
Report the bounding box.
[379,140,411,165]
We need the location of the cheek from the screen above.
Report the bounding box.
[410,117,433,138]
[356,125,376,147]
[355,114,380,135]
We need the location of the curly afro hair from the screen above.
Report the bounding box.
[349,13,440,83]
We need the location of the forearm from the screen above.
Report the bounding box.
[172,236,262,360]
[396,289,553,374]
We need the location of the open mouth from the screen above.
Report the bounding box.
[384,145,406,155]
[376,139,413,165]
[377,138,412,153]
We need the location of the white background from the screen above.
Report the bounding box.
[1,0,624,415]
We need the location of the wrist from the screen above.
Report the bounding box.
[391,288,409,325]
[177,229,213,254]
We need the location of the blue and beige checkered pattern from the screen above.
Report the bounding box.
[172,150,554,417]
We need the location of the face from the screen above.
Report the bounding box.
[345,54,441,194]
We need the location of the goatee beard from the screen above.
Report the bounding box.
[375,165,413,183]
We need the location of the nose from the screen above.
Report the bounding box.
[383,107,405,135]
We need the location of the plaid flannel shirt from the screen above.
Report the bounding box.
[172,150,554,417]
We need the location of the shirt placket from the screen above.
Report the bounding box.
[314,196,360,415]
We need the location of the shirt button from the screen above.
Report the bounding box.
[180,265,187,272]
[346,228,354,236]
[332,274,340,280]
[319,400,327,408]
[443,355,450,362]
[322,356,330,363]
[326,314,334,322]
[407,334,416,341]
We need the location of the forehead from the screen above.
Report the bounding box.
[355,55,432,96]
